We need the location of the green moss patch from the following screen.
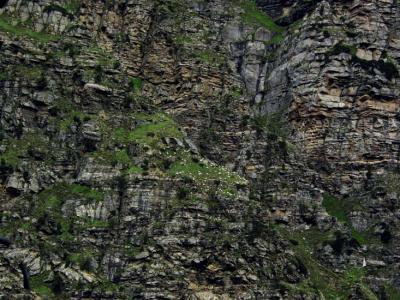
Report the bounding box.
[14,65,44,81]
[78,219,109,229]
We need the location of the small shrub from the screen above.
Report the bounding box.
[177,186,189,199]
[130,77,143,93]
[327,42,357,56]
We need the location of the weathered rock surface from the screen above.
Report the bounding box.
[0,0,399,299]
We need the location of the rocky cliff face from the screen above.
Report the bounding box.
[0,0,400,299]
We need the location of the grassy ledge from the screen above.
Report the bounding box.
[239,1,284,33]
[237,1,285,45]
[0,14,59,42]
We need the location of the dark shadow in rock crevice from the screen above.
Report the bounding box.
[0,0,8,9]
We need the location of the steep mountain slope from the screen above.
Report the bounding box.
[0,0,399,299]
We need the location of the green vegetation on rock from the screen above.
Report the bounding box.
[239,1,284,33]
[327,42,399,80]
[34,183,105,241]
[322,194,372,245]
[250,110,288,139]
[30,272,55,299]
[194,49,225,64]
[279,227,378,299]
[129,77,143,93]
[0,133,50,167]
[127,113,183,146]
[44,0,81,16]
[322,194,349,223]
[0,15,59,42]
[238,0,285,44]
[169,160,246,186]
[68,184,104,202]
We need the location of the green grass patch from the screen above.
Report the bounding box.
[34,183,104,241]
[0,15,59,42]
[68,252,92,270]
[322,194,349,223]
[79,219,109,229]
[126,165,143,174]
[127,113,183,147]
[0,71,8,81]
[279,227,378,299]
[174,34,193,45]
[91,149,132,167]
[194,49,225,64]
[113,149,131,165]
[385,284,400,300]
[31,272,55,299]
[344,267,366,285]
[69,184,104,202]
[14,65,44,81]
[264,33,285,45]
[53,99,93,131]
[108,113,182,147]
[168,160,246,186]
[64,0,81,13]
[59,110,91,131]
[322,194,372,245]
[239,1,284,33]
[130,77,143,93]
[0,133,50,167]
[327,43,357,56]
[85,44,119,69]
